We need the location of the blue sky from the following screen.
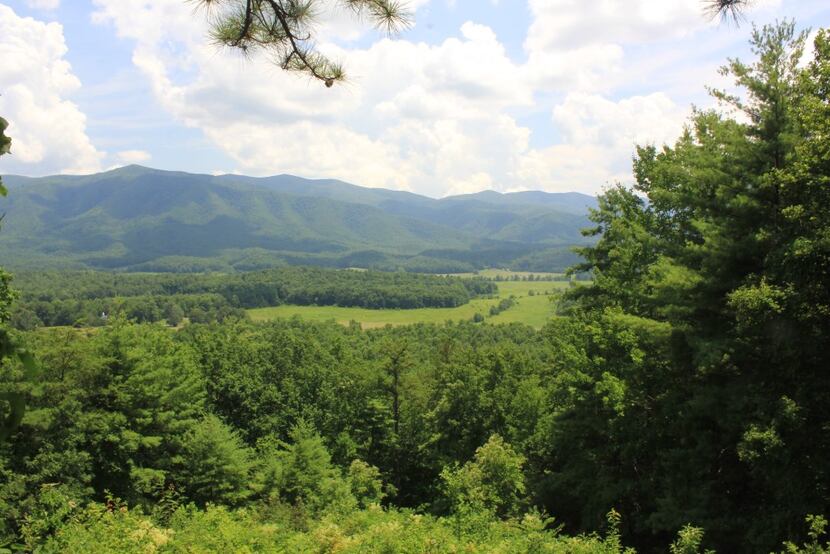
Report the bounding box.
[0,0,827,196]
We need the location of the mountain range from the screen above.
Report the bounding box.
[0,165,596,273]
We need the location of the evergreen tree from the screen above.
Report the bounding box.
[259,420,354,514]
[175,415,256,506]
[556,22,830,552]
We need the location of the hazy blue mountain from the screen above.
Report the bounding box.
[0,166,595,272]
[451,190,596,214]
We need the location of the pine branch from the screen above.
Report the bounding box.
[703,0,753,26]
[195,0,411,87]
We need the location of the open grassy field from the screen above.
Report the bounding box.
[247,276,573,329]
[445,269,568,279]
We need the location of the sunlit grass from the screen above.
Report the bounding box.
[248,273,576,329]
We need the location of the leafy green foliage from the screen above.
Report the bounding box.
[347,459,386,508]
[779,516,830,554]
[0,306,824,552]
[35,498,639,553]
[671,526,713,554]
[441,434,526,519]
[0,322,205,543]
[550,22,830,552]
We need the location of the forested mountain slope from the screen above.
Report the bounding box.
[0,166,595,272]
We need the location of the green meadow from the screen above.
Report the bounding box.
[448,269,568,279]
[248,277,572,329]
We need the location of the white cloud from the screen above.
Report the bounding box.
[24,0,60,11]
[522,43,625,92]
[0,5,102,175]
[89,0,712,196]
[525,0,707,52]
[519,0,724,95]
[521,0,782,96]
[117,149,151,164]
[514,92,687,194]
[553,92,685,148]
[208,120,409,189]
[91,0,544,195]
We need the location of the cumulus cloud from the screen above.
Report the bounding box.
[515,93,688,194]
[524,0,707,52]
[90,0,543,195]
[89,0,707,196]
[0,5,102,175]
[553,92,685,149]
[520,0,725,95]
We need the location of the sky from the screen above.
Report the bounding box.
[0,0,827,197]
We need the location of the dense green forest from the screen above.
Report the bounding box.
[0,21,829,554]
[0,320,733,552]
[7,268,496,329]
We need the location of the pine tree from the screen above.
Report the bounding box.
[554,22,830,552]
